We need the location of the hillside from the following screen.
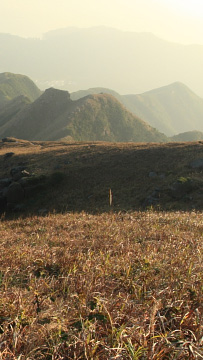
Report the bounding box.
[0,88,167,142]
[0,139,202,213]
[0,72,41,106]
[1,27,203,97]
[0,95,31,128]
[72,82,203,135]
[170,130,203,142]
[123,82,203,135]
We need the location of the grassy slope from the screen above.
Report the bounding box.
[0,140,202,359]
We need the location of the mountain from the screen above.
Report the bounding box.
[0,87,167,142]
[123,82,203,135]
[0,72,42,106]
[0,95,31,128]
[71,87,123,103]
[1,27,203,97]
[72,82,203,136]
[170,130,203,142]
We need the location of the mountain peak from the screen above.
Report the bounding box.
[42,87,70,101]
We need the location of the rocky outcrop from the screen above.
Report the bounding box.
[0,161,65,212]
[0,166,29,211]
[169,178,196,200]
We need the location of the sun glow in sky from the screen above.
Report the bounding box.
[161,0,203,17]
[1,0,203,44]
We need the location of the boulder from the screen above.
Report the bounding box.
[4,152,14,159]
[143,188,161,207]
[169,178,195,200]
[149,171,157,178]
[10,166,30,181]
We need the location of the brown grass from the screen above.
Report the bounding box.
[0,140,202,358]
[0,210,202,359]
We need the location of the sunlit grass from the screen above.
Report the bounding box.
[0,210,202,359]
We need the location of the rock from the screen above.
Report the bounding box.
[143,195,158,207]
[143,188,161,207]
[0,178,12,188]
[149,171,157,178]
[151,187,161,197]
[189,158,203,169]
[4,152,14,159]
[21,170,30,177]
[2,137,17,143]
[5,182,24,205]
[10,166,25,176]
[10,166,28,181]
[169,178,195,200]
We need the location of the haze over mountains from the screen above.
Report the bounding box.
[1,27,203,98]
[0,72,203,142]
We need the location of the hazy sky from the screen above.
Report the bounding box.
[1,0,203,44]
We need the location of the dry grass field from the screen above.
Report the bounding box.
[0,140,202,359]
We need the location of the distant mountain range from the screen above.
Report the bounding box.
[0,72,202,142]
[72,82,203,136]
[1,27,203,98]
[0,85,167,142]
[170,131,203,142]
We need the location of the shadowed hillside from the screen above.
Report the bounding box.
[0,139,202,214]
